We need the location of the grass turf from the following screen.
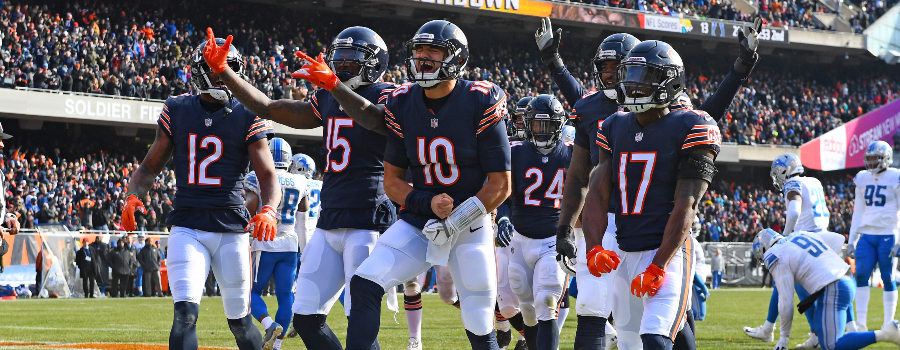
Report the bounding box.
[0,287,896,349]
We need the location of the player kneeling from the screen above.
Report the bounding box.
[753,229,900,350]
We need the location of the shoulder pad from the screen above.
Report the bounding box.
[763,251,779,270]
[782,177,802,195]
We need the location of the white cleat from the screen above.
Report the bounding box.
[857,323,868,332]
[407,337,422,350]
[795,332,819,349]
[606,328,618,350]
[879,320,900,345]
[743,325,775,342]
[845,321,859,334]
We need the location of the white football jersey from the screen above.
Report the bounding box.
[851,168,900,236]
[305,179,323,237]
[764,231,849,294]
[245,169,308,252]
[781,176,830,233]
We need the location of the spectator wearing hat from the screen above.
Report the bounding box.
[139,237,162,297]
[75,238,96,297]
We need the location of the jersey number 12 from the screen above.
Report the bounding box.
[188,134,222,186]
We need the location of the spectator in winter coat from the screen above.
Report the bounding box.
[75,238,96,297]
[138,237,162,297]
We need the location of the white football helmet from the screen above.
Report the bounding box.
[289,153,316,178]
[865,140,892,173]
[752,228,783,262]
[770,153,803,192]
[268,138,292,169]
[561,125,576,144]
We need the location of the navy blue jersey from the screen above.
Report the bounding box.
[510,140,573,239]
[596,108,721,252]
[383,80,511,229]
[570,91,621,166]
[158,93,273,233]
[310,82,397,231]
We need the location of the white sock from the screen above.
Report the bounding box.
[261,316,274,330]
[858,286,871,328]
[273,338,283,350]
[762,321,775,332]
[407,308,423,341]
[885,290,898,325]
[497,320,511,332]
[557,308,570,334]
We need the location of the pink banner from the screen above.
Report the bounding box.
[801,98,900,171]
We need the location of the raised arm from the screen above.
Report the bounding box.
[535,17,586,104]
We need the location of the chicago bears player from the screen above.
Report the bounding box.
[743,153,846,348]
[204,26,396,350]
[752,229,900,350]
[123,37,277,350]
[582,40,721,350]
[294,20,510,350]
[244,138,310,350]
[849,140,900,332]
[537,16,762,350]
[506,95,572,350]
[508,97,533,141]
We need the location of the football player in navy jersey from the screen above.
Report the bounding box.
[536,16,762,350]
[582,41,723,350]
[294,20,510,350]
[504,95,572,350]
[122,37,278,350]
[203,27,395,350]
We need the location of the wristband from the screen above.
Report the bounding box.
[405,189,437,216]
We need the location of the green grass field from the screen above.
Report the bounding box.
[0,288,897,349]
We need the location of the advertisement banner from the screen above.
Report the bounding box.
[801,98,900,171]
[637,14,788,43]
[403,0,553,16]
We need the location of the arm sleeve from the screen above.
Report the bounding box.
[771,262,796,341]
[478,86,512,173]
[570,102,591,151]
[308,90,325,125]
[596,117,613,156]
[548,65,587,106]
[246,116,274,146]
[680,110,722,156]
[157,98,174,140]
[697,68,743,122]
[849,179,865,245]
[783,199,800,235]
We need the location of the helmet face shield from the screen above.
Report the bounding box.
[618,64,666,95]
[327,48,366,79]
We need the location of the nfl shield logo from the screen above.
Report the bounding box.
[635,132,643,142]
[542,157,549,163]
[205,118,213,127]
[431,118,439,128]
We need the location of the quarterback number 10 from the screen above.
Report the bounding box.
[417,137,459,186]
[618,152,656,215]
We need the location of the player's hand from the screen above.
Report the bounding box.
[203,28,233,74]
[4,216,18,236]
[423,218,454,246]
[631,263,666,297]
[247,205,278,241]
[891,242,900,258]
[586,245,620,277]
[734,17,762,77]
[535,17,562,63]
[773,337,789,350]
[699,291,709,301]
[847,243,856,259]
[122,193,146,232]
[495,217,514,247]
[431,193,454,219]
[555,225,577,259]
[291,51,340,91]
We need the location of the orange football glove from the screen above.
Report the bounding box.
[291,51,339,91]
[203,28,233,74]
[586,245,621,277]
[122,193,146,232]
[631,263,666,297]
[247,205,278,241]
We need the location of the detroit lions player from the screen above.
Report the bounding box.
[288,153,315,255]
[506,95,572,350]
[743,153,848,348]
[294,20,511,350]
[123,37,277,350]
[204,26,396,350]
[583,40,722,350]
[294,154,322,240]
[538,17,762,350]
[245,138,310,350]
[752,229,900,350]
[849,140,900,332]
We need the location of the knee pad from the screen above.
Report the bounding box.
[350,244,373,270]
[227,314,263,349]
[459,295,495,336]
[519,304,538,327]
[353,247,395,289]
[454,243,495,292]
[500,306,520,320]
[641,333,674,350]
[855,272,871,287]
[508,264,529,296]
[223,290,251,319]
[173,301,200,329]
[535,289,562,321]
[404,280,421,296]
[436,269,457,305]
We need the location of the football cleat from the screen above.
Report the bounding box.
[497,329,512,350]
[407,337,422,350]
[285,324,298,338]
[262,322,283,350]
[513,338,529,350]
[743,324,775,342]
[795,332,819,349]
[880,320,900,345]
[845,321,860,334]
[606,326,618,350]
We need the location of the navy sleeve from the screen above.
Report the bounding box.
[570,99,591,151]
[383,95,410,169]
[697,68,743,122]
[596,116,613,156]
[308,90,326,126]
[549,65,587,106]
[246,115,274,146]
[478,85,512,173]
[157,97,174,140]
[680,110,722,157]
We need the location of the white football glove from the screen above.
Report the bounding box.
[773,337,789,350]
[422,196,487,246]
[847,243,856,259]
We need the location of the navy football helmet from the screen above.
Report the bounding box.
[190,38,245,101]
[325,27,389,90]
[405,20,469,88]
[524,95,567,149]
[508,96,533,139]
[615,40,685,113]
[593,33,640,100]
